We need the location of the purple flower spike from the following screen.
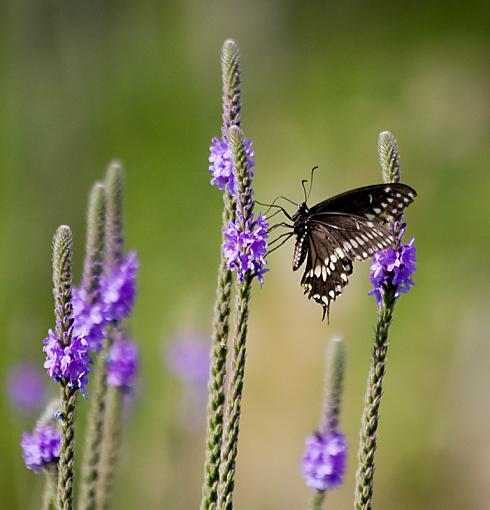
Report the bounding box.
[165,331,210,430]
[43,329,90,395]
[301,431,347,491]
[102,251,138,322]
[222,213,269,283]
[7,364,47,414]
[369,223,416,304]
[21,425,61,474]
[107,337,138,389]
[165,332,210,387]
[209,135,255,194]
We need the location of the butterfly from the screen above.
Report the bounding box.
[265,179,417,320]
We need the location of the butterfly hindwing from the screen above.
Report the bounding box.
[300,223,354,320]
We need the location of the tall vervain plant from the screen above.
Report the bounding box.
[201,39,244,510]
[354,132,417,510]
[217,125,268,510]
[79,183,107,510]
[43,225,90,510]
[302,338,347,510]
[97,161,139,510]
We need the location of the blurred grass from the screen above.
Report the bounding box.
[1,1,489,508]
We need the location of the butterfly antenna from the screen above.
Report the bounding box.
[301,179,308,203]
[307,166,318,202]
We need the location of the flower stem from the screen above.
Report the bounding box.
[354,131,405,509]
[96,383,123,510]
[94,162,125,510]
[200,39,241,510]
[201,204,234,510]
[354,285,396,510]
[78,182,107,510]
[217,274,252,510]
[310,491,326,510]
[57,383,78,510]
[42,464,58,510]
[51,226,77,510]
[78,342,109,510]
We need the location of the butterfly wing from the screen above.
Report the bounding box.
[309,183,417,222]
[300,213,395,319]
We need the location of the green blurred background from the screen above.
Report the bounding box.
[1,1,489,508]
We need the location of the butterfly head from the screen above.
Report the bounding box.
[292,201,309,222]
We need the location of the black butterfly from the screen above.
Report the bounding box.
[265,180,417,320]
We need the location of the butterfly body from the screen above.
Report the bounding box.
[290,183,417,319]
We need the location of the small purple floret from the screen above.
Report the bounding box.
[101,251,138,322]
[43,329,90,394]
[369,223,416,304]
[7,364,47,414]
[209,136,255,194]
[301,431,347,491]
[107,337,138,389]
[21,425,61,474]
[222,213,269,283]
[72,287,105,352]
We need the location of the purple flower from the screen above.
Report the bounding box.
[107,337,138,389]
[165,331,210,430]
[101,251,138,322]
[369,223,416,304]
[21,424,61,474]
[301,431,347,491]
[222,213,269,283]
[43,329,90,395]
[208,135,255,194]
[72,287,105,351]
[7,364,47,414]
[165,332,210,387]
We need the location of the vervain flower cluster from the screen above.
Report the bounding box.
[166,331,210,429]
[369,222,416,304]
[43,330,91,394]
[301,431,347,491]
[107,337,139,389]
[8,364,47,414]
[209,134,255,195]
[21,425,61,474]
[42,252,139,393]
[72,251,138,351]
[210,130,269,282]
[222,214,268,283]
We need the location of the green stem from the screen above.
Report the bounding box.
[200,198,234,510]
[57,383,78,510]
[217,275,252,510]
[96,384,123,510]
[354,286,396,510]
[78,342,109,510]
[310,491,326,510]
[42,464,58,510]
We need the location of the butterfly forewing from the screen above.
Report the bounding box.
[309,183,417,223]
[310,213,394,261]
